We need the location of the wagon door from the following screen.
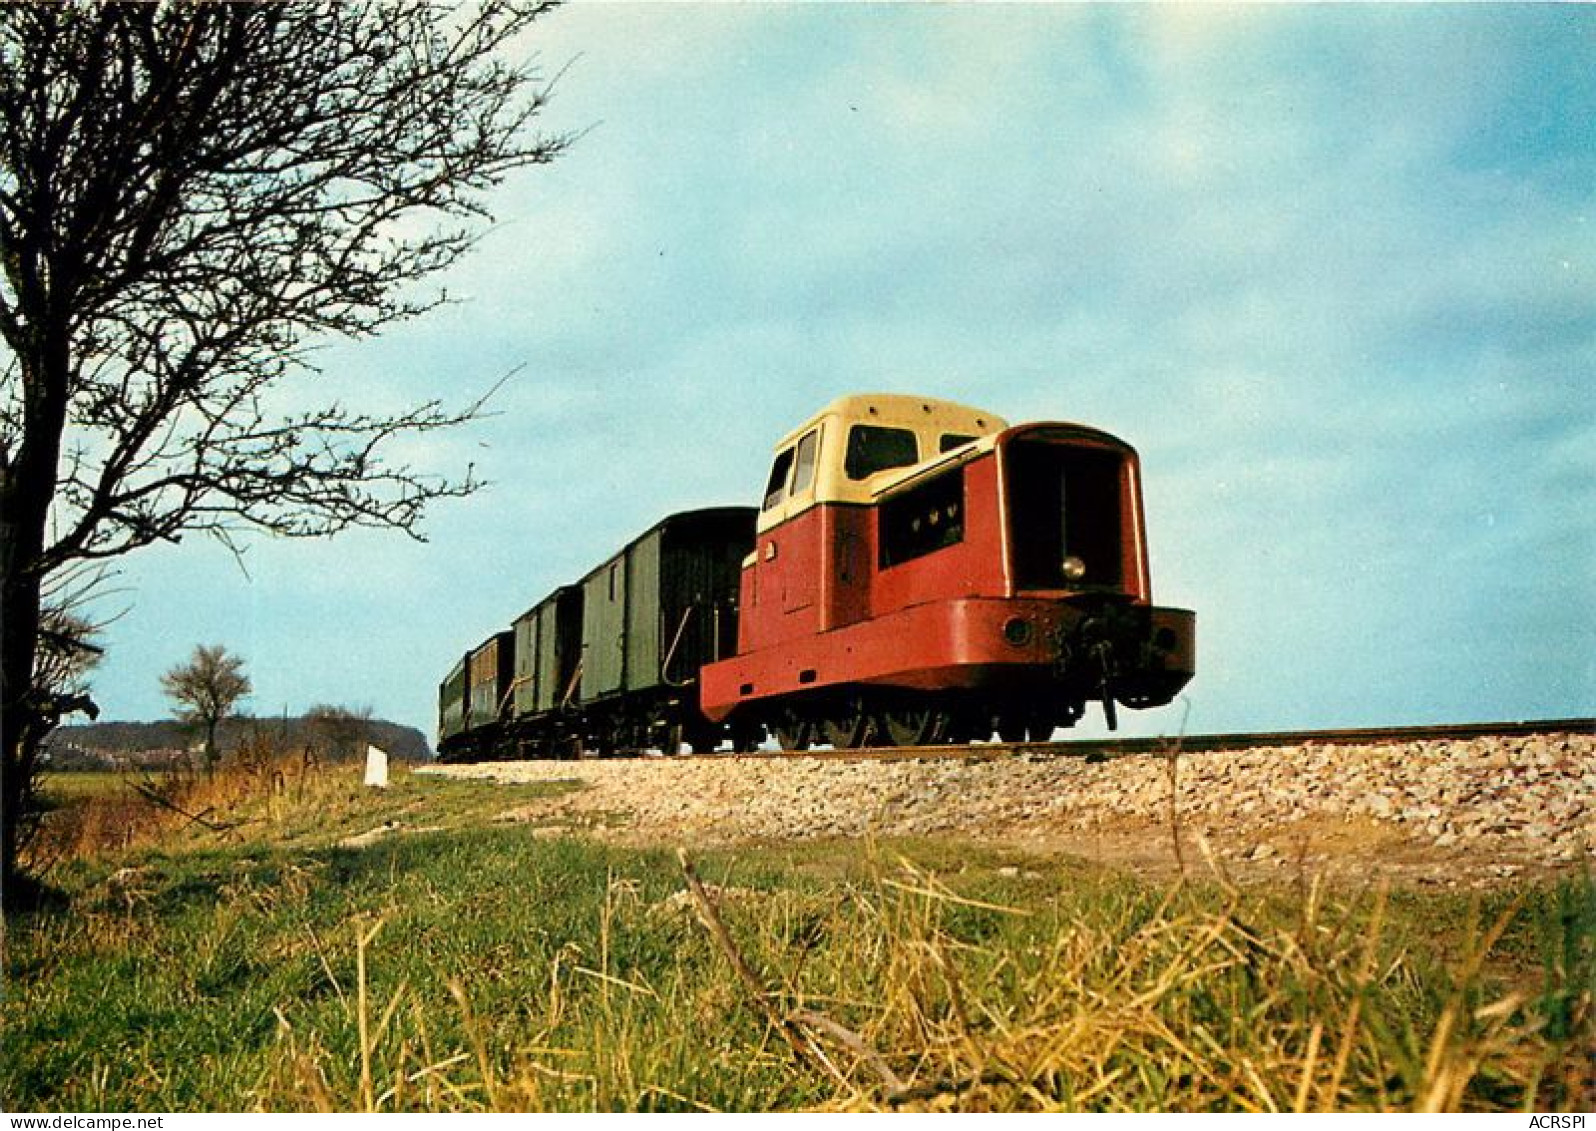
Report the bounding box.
[539,588,583,712]
[625,529,664,691]
[582,556,629,700]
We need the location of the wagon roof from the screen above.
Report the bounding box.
[572,505,758,588]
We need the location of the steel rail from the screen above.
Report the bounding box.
[1041,717,1596,758]
[711,717,1596,764]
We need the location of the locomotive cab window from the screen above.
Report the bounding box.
[940,433,977,453]
[762,447,795,510]
[791,429,820,496]
[845,425,918,480]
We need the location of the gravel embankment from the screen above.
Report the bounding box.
[421,732,1594,886]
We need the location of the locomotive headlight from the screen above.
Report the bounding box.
[1062,555,1088,583]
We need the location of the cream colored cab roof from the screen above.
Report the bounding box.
[757,393,1009,534]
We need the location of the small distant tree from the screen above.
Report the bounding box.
[161,644,250,773]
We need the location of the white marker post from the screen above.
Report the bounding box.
[363,743,389,789]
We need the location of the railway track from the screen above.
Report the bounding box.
[717,717,1596,764]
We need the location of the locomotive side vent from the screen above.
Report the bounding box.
[1007,441,1124,592]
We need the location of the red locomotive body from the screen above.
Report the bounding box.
[700,394,1194,748]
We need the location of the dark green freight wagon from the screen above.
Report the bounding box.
[468,632,514,733]
[576,507,755,753]
[438,653,470,748]
[512,585,582,717]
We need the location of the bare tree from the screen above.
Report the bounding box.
[0,1,569,907]
[161,644,250,773]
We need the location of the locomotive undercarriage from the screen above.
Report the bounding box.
[761,687,1079,751]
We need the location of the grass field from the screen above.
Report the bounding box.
[4,762,1592,1112]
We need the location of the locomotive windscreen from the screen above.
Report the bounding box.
[1006,439,1125,592]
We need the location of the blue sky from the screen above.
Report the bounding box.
[90,3,1593,745]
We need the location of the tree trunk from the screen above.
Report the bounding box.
[1,329,74,909]
[2,522,50,911]
[204,718,219,776]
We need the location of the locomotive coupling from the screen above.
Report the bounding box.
[1050,599,1195,729]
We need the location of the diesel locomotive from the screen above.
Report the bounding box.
[436,394,1195,760]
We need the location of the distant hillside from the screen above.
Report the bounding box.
[46,714,433,770]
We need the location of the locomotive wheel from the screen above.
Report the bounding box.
[822,710,872,750]
[879,706,949,747]
[997,712,1052,744]
[773,718,813,752]
[942,711,984,745]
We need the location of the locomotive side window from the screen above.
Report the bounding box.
[940,433,977,453]
[762,447,795,510]
[880,466,965,568]
[791,429,820,496]
[845,425,918,480]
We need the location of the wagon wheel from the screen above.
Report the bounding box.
[821,709,872,750]
[591,715,622,758]
[879,705,949,748]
